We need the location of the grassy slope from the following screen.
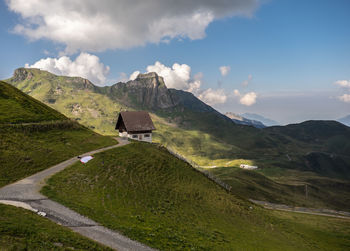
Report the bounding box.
[42,143,350,251]
[0,81,117,249]
[208,167,350,210]
[0,80,65,123]
[0,204,111,250]
[0,80,116,187]
[0,127,115,187]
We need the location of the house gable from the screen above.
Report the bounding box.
[115,111,155,142]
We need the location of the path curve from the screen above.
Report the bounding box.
[0,138,155,251]
[250,199,350,219]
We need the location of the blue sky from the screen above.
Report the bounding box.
[1,0,349,124]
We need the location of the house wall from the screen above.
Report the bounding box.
[119,131,128,138]
[119,131,152,143]
[128,132,152,143]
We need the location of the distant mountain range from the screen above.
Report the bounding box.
[225,112,266,128]
[241,113,279,126]
[337,114,350,127]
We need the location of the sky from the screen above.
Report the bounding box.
[1,0,349,124]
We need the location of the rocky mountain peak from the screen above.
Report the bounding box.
[12,68,36,82]
[131,72,166,89]
[110,72,177,110]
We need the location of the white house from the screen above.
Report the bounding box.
[115,111,156,143]
[240,164,258,170]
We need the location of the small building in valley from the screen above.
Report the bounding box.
[239,164,258,170]
[115,111,156,142]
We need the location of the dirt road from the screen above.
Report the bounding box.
[0,138,155,251]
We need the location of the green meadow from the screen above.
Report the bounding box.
[43,142,350,251]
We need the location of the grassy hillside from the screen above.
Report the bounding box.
[0,80,118,249]
[207,166,350,210]
[0,80,66,123]
[42,142,350,251]
[0,204,111,250]
[0,80,116,187]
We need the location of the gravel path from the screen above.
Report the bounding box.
[0,138,155,251]
[250,199,350,219]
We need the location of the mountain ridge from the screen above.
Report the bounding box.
[241,113,279,126]
[225,112,266,128]
[337,114,350,127]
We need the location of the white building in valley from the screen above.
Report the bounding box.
[115,111,156,143]
[240,164,258,170]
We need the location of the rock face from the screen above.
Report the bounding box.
[106,72,179,110]
[11,68,35,82]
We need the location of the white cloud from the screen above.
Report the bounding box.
[129,71,141,81]
[242,74,253,86]
[334,80,350,89]
[187,72,203,93]
[146,61,192,90]
[133,61,202,93]
[338,94,350,103]
[219,66,231,76]
[239,92,257,106]
[130,61,229,105]
[7,0,259,54]
[233,89,241,97]
[198,88,227,105]
[25,53,109,85]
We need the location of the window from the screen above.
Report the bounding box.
[144,134,150,137]
[132,134,138,139]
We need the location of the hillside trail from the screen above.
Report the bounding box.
[250,199,350,219]
[0,138,155,251]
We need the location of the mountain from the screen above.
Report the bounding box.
[225,112,266,128]
[241,113,279,126]
[337,114,350,127]
[265,120,350,177]
[5,68,350,210]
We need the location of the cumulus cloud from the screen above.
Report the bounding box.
[230,88,258,106]
[131,61,202,93]
[334,80,350,89]
[219,66,231,76]
[198,88,227,105]
[233,89,241,97]
[130,61,230,105]
[242,74,253,86]
[239,92,257,106]
[25,53,110,85]
[146,61,191,90]
[7,0,259,54]
[338,94,350,103]
[129,71,141,81]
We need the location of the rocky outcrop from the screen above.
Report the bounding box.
[11,68,36,82]
[108,72,179,110]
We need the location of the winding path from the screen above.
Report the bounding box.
[0,138,155,251]
[250,199,350,219]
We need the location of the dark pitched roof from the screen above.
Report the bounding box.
[116,111,156,132]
